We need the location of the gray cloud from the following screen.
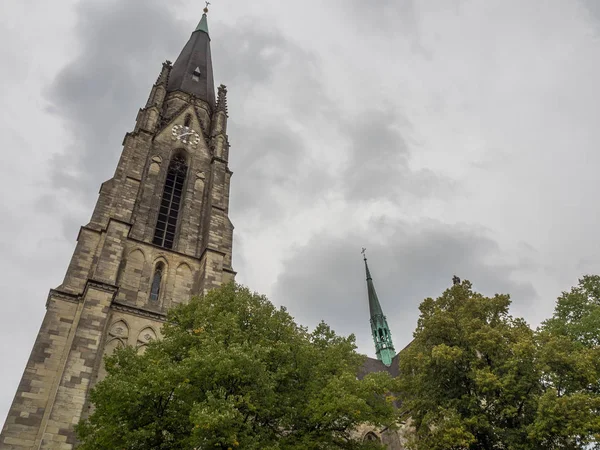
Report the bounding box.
[45,0,335,231]
[212,23,316,93]
[212,19,333,120]
[272,219,537,356]
[581,0,600,24]
[333,0,435,57]
[229,122,330,220]
[338,107,454,202]
[5,0,600,429]
[212,23,335,220]
[45,0,187,233]
[336,0,421,35]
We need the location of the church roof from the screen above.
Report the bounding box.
[358,354,401,380]
[167,10,216,107]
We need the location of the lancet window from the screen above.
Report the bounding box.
[149,263,164,302]
[153,154,187,249]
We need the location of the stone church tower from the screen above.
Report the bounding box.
[1,9,234,449]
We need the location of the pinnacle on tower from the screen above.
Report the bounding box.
[362,249,396,366]
[216,84,228,115]
[156,60,172,86]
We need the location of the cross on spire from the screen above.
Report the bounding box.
[204,1,210,13]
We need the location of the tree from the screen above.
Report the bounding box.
[542,275,600,348]
[397,280,540,450]
[532,275,600,448]
[397,279,600,450]
[76,283,396,449]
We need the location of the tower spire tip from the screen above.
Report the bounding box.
[194,2,211,34]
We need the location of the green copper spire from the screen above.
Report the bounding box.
[195,3,210,35]
[362,249,396,366]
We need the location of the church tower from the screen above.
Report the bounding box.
[1,8,234,449]
[363,253,395,366]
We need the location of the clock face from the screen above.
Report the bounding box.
[171,124,201,147]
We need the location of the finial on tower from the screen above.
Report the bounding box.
[204,1,210,13]
[361,247,367,261]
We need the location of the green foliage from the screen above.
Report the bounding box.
[534,275,600,448]
[76,283,395,449]
[542,275,600,347]
[398,279,600,450]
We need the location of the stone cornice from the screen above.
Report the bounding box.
[211,156,228,165]
[79,216,134,238]
[122,129,153,145]
[200,246,227,258]
[78,224,102,239]
[211,204,227,212]
[107,217,134,228]
[125,175,142,183]
[46,289,81,307]
[85,279,119,296]
[164,89,213,114]
[126,236,204,262]
[223,266,237,276]
[112,301,167,322]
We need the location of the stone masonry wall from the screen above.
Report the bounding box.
[39,283,117,449]
[0,86,235,449]
[0,292,79,449]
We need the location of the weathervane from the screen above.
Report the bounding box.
[204,1,210,13]
[361,247,367,261]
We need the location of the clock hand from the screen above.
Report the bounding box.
[178,132,194,138]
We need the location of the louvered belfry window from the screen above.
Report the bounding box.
[153,155,187,249]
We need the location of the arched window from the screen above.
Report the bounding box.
[184,114,192,127]
[149,263,163,302]
[153,154,187,249]
[364,432,380,442]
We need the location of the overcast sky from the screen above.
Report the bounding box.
[3,0,600,423]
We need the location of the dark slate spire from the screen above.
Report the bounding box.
[167,5,215,107]
[362,249,396,366]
